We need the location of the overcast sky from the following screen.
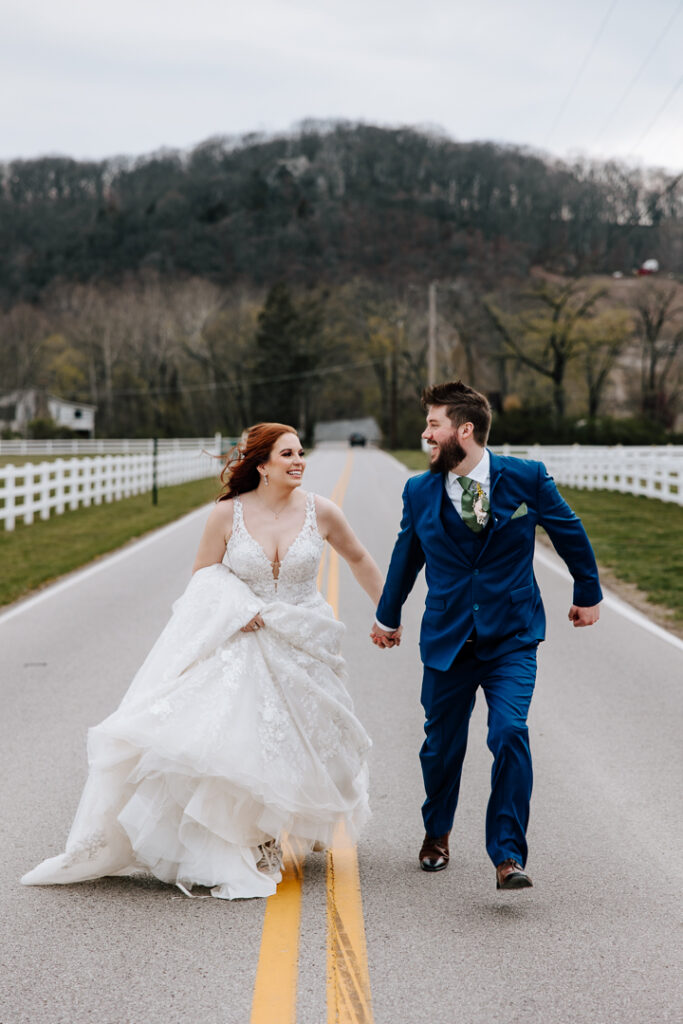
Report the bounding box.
[2,0,682,170]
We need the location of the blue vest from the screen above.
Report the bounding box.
[440,481,488,564]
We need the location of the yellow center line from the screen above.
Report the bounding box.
[326,824,373,1024]
[324,452,374,1024]
[251,448,373,1024]
[249,838,305,1024]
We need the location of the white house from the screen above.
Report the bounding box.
[0,389,96,437]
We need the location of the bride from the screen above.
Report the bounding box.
[22,422,391,900]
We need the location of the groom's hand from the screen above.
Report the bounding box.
[370,623,402,648]
[568,604,600,627]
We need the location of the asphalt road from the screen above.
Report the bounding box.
[1,445,682,1024]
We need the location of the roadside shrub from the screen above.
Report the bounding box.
[27,418,78,439]
[490,409,672,446]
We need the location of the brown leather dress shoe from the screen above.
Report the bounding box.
[419,832,450,872]
[496,858,533,890]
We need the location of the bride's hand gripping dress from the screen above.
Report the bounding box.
[21,492,371,899]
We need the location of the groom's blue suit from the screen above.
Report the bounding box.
[377,452,602,867]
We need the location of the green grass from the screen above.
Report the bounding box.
[0,476,220,607]
[0,455,63,467]
[388,450,683,626]
[390,449,431,471]
[554,486,683,624]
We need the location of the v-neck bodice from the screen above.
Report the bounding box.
[227,492,324,603]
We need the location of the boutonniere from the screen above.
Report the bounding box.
[473,483,489,525]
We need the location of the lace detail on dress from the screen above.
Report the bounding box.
[228,492,324,604]
[21,491,371,901]
[62,831,107,868]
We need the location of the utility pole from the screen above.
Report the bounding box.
[428,281,438,385]
[389,320,402,449]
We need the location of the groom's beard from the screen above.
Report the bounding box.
[428,435,467,475]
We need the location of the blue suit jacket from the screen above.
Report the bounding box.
[376,452,603,670]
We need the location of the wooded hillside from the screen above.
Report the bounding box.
[2,122,681,300]
[1,123,681,443]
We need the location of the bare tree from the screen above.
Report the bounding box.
[0,303,50,394]
[185,288,262,432]
[484,278,607,420]
[632,282,683,427]
[576,308,633,420]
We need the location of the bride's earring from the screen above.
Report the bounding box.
[263,473,269,486]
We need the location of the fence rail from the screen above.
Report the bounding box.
[0,438,235,531]
[1,442,681,531]
[493,444,683,505]
[0,436,223,456]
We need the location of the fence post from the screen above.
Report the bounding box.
[39,461,50,520]
[24,463,35,525]
[4,464,16,531]
[68,458,79,510]
[152,437,158,506]
[55,458,65,514]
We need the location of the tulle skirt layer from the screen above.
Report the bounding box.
[22,566,371,899]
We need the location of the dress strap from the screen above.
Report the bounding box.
[305,492,319,533]
[232,495,244,532]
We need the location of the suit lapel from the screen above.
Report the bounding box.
[477,450,506,561]
[428,473,468,560]
[487,451,506,510]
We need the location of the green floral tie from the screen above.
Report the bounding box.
[457,476,490,533]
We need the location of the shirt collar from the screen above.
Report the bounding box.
[448,448,490,487]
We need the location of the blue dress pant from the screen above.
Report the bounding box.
[420,644,537,867]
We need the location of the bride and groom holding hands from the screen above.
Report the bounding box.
[22,379,601,899]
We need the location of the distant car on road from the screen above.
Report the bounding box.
[349,432,366,447]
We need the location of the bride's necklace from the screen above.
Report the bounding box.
[258,493,293,520]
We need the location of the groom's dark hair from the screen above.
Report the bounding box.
[422,380,492,446]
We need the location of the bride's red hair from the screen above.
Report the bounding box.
[217,422,299,501]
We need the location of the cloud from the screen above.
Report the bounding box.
[1,0,681,169]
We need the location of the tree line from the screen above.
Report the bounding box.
[1,122,681,302]
[1,272,681,445]
[0,122,681,443]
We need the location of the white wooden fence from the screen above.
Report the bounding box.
[1,441,681,532]
[493,444,683,505]
[0,436,222,456]
[0,436,236,531]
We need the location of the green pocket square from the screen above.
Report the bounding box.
[511,502,528,519]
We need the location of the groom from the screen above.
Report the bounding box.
[370,381,602,890]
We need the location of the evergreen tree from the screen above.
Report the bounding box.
[251,283,323,444]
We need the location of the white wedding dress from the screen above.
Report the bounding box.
[21,493,371,899]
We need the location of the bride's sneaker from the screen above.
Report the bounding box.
[257,839,284,873]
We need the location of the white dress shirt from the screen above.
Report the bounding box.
[375,449,491,632]
[445,448,490,520]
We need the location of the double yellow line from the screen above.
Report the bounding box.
[250,451,374,1024]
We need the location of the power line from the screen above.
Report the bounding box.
[592,0,683,146]
[85,357,385,399]
[628,74,683,157]
[545,0,621,145]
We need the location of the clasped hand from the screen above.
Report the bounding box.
[241,613,265,633]
[369,623,402,649]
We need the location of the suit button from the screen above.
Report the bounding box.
[473,569,479,576]
[473,603,479,611]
